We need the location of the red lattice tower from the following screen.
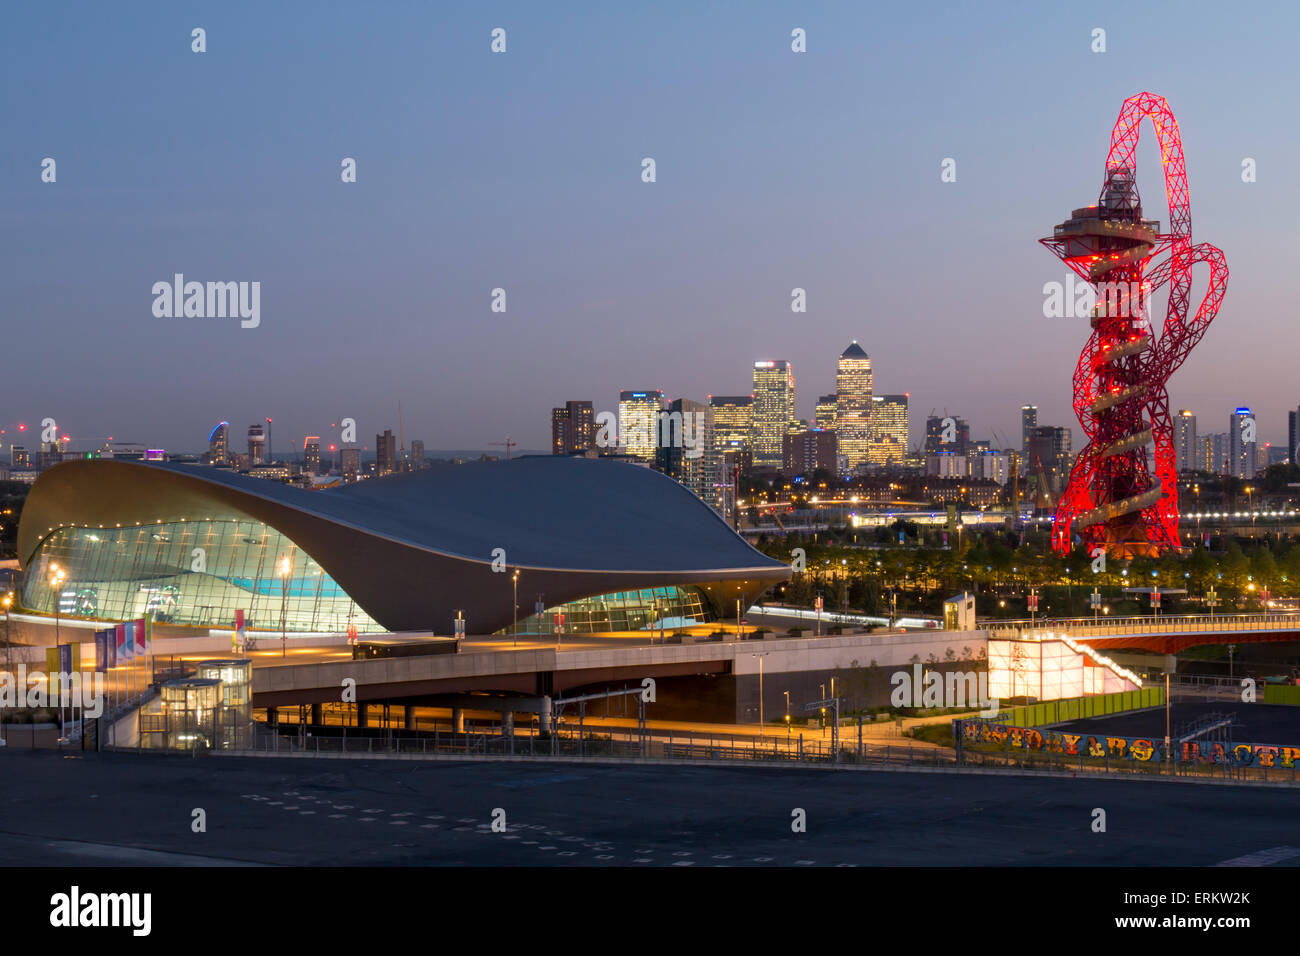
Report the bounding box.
[1040,92,1228,559]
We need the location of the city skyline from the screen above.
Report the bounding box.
[5,2,1298,454]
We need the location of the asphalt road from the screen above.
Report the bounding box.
[1,751,1297,867]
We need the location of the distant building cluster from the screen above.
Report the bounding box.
[537,343,1291,524]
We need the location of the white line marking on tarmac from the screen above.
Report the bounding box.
[1214,846,1300,867]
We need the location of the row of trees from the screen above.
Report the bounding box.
[755,526,1300,619]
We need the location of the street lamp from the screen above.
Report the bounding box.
[278,555,291,658]
[50,564,66,645]
[784,690,791,737]
[2,592,11,747]
[751,652,769,739]
[512,569,520,647]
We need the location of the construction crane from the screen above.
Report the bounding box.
[992,429,1021,529]
[490,437,518,461]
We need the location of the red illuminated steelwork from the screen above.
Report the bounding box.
[1041,92,1227,559]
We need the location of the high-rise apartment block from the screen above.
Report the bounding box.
[551,400,596,455]
[376,429,397,476]
[208,421,230,465]
[1174,409,1196,473]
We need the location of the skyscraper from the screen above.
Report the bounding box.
[618,390,664,461]
[835,342,872,471]
[376,429,397,476]
[814,394,838,431]
[710,396,753,449]
[246,423,265,466]
[1174,410,1196,473]
[410,440,425,469]
[866,394,909,467]
[1229,408,1256,479]
[208,421,229,465]
[660,398,719,510]
[1021,405,1038,455]
[551,400,596,455]
[751,361,795,469]
[1288,407,1300,463]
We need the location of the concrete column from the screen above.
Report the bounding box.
[502,711,514,735]
[267,706,278,727]
[310,703,322,725]
[404,706,416,731]
[356,703,368,728]
[537,696,552,734]
[452,707,465,733]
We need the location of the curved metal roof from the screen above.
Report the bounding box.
[19,457,788,633]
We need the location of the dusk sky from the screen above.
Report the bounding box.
[3,1,1297,455]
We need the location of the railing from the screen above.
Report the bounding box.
[245,721,954,767]
[223,720,1300,785]
[984,612,1300,639]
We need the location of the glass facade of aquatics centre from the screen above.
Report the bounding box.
[22,520,718,636]
[21,519,385,633]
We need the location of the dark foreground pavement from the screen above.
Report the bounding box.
[0,750,1297,866]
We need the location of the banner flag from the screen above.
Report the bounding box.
[116,623,131,662]
[134,618,147,656]
[94,631,108,673]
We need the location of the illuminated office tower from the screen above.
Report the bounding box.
[751,361,795,468]
[303,437,321,475]
[866,394,909,467]
[835,342,872,470]
[1174,410,1196,473]
[246,424,265,466]
[618,390,664,461]
[710,395,753,450]
[815,394,838,431]
[11,446,30,469]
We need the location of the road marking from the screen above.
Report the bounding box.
[1214,846,1300,867]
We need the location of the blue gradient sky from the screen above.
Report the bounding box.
[3,1,1297,455]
